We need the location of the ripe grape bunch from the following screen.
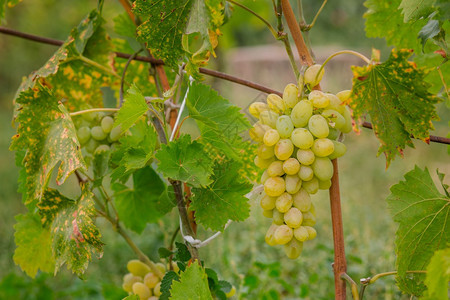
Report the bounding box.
[249,64,352,259]
[122,259,171,299]
[74,111,121,157]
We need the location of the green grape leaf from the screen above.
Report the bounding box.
[418,18,441,49]
[160,270,180,300]
[169,261,213,300]
[10,83,85,203]
[386,166,450,296]
[190,160,252,231]
[122,295,140,300]
[14,9,116,112]
[174,242,192,262]
[435,0,450,20]
[112,166,172,233]
[110,119,158,182]
[133,0,224,71]
[133,0,193,68]
[364,0,427,51]
[37,186,103,276]
[113,13,137,38]
[114,84,149,133]
[158,247,174,259]
[421,248,450,300]
[13,213,55,278]
[155,134,214,187]
[350,49,439,166]
[399,0,435,22]
[186,82,250,161]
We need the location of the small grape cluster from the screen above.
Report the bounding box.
[74,111,121,157]
[249,64,352,259]
[122,259,176,299]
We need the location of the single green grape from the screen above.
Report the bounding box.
[282,158,300,175]
[305,226,317,240]
[272,209,285,225]
[274,139,294,161]
[285,175,302,194]
[284,238,303,259]
[308,90,329,108]
[260,194,276,210]
[127,259,151,277]
[144,272,159,289]
[264,176,286,197]
[296,149,315,165]
[254,155,274,169]
[302,177,319,194]
[302,211,317,226]
[249,102,269,118]
[85,139,99,154]
[321,109,345,130]
[308,115,329,138]
[109,125,122,142]
[341,106,353,134]
[292,188,312,212]
[154,282,162,297]
[265,223,279,246]
[284,207,303,228]
[304,64,324,87]
[263,128,280,146]
[274,224,294,245]
[290,100,313,127]
[298,165,314,181]
[91,126,108,141]
[311,138,335,157]
[267,160,285,177]
[101,116,114,133]
[294,226,309,242]
[262,209,273,218]
[312,157,333,181]
[259,110,279,128]
[283,83,299,108]
[132,282,152,299]
[291,128,314,149]
[267,94,286,114]
[77,126,91,145]
[276,115,294,138]
[275,192,293,213]
[318,179,332,190]
[329,140,347,159]
[258,144,275,160]
[94,144,110,155]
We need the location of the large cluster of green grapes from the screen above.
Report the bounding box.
[74,111,121,157]
[249,64,352,259]
[122,259,173,299]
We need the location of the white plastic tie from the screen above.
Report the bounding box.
[179,217,231,248]
[169,76,194,142]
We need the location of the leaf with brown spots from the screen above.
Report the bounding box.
[37,186,103,276]
[349,49,439,166]
[10,82,86,204]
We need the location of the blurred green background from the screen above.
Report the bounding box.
[0,0,449,299]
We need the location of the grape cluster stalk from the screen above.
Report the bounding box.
[249,65,352,259]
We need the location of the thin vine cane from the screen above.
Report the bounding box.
[281,1,348,298]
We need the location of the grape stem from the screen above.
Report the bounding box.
[303,0,328,31]
[70,108,119,117]
[120,49,143,107]
[340,273,359,300]
[359,270,427,299]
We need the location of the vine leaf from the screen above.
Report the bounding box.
[169,261,213,300]
[112,166,174,234]
[13,213,55,278]
[186,82,250,161]
[10,83,85,204]
[110,119,158,182]
[386,166,450,296]
[190,161,252,232]
[133,0,225,71]
[421,247,450,300]
[399,0,434,22]
[155,134,214,188]
[364,0,427,51]
[37,186,104,276]
[114,84,149,133]
[349,49,439,166]
[14,9,115,112]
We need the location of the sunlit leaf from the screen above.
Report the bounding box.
[169,261,213,300]
[387,166,450,296]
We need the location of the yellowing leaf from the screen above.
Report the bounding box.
[10,83,85,204]
[350,49,439,166]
